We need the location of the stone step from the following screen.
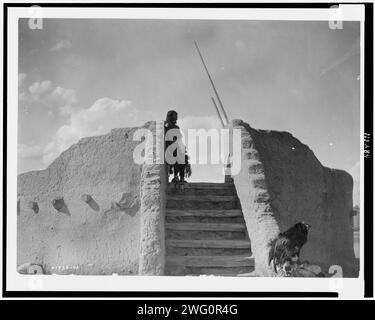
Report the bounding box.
[166,255,254,268]
[168,188,235,196]
[167,198,238,210]
[166,216,244,223]
[165,222,246,232]
[167,195,236,202]
[166,239,251,249]
[165,266,255,276]
[166,209,242,217]
[166,247,251,256]
[166,209,244,223]
[166,229,246,240]
[180,183,234,189]
[168,183,235,196]
[164,182,251,277]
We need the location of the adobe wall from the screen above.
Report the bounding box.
[17,122,156,275]
[138,121,168,275]
[232,120,357,277]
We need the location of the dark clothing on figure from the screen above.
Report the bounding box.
[164,117,191,181]
[174,154,191,180]
[164,121,180,157]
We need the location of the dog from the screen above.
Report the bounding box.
[268,222,311,276]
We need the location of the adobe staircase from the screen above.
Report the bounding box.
[165,182,254,276]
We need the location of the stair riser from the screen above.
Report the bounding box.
[168,189,235,196]
[167,256,254,268]
[173,183,234,189]
[165,266,255,276]
[166,216,244,223]
[166,230,247,240]
[167,200,238,210]
[164,182,252,276]
[166,247,252,256]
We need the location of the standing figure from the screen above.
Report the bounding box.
[164,110,191,188]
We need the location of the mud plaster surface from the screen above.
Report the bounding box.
[232,120,357,277]
[17,124,151,275]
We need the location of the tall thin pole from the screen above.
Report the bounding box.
[194,41,230,125]
[211,97,225,128]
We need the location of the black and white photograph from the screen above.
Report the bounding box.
[2,1,373,301]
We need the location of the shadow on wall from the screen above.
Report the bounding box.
[52,197,71,216]
[81,194,100,211]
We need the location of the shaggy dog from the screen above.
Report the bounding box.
[268,222,311,276]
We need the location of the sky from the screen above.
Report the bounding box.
[18,18,360,202]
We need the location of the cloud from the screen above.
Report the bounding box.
[50,86,78,115]
[18,73,27,88]
[29,80,53,97]
[18,73,28,102]
[18,92,27,102]
[21,80,78,115]
[49,39,72,52]
[18,143,45,159]
[19,76,140,168]
[42,97,138,165]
